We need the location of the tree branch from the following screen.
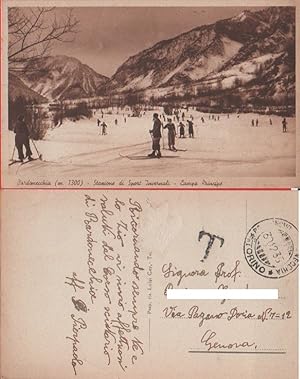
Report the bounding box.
[8,7,80,68]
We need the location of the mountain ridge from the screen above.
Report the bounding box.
[8,73,47,103]
[10,6,295,108]
[20,55,109,101]
[102,6,295,106]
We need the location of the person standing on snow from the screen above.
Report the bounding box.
[14,114,33,162]
[187,119,194,138]
[179,122,185,138]
[148,113,162,158]
[163,118,176,151]
[282,118,287,133]
[101,121,108,135]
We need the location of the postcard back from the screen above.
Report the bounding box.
[1,190,298,378]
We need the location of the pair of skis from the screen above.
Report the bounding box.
[163,148,187,152]
[120,154,176,160]
[9,138,43,167]
[119,148,187,160]
[9,158,40,167]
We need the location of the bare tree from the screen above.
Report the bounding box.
[8,7,79,72]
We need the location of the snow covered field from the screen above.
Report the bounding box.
[5,108,296,179]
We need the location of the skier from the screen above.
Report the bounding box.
[251,119,255,127]
[187,119,194,138]
[115,119,118,126]
[269,118,272,126]
[201,117,205,123]
[101,121,108,135]
[14,114,33,162]
[97,118,100,127]
[148,113,162,158]
[282,118,287,133]
[163,118,177,151]
[124,117,127,124]
[217,115,220,121]
[256,119,259,127]
[179,122,185,138]
[182,112,185,121]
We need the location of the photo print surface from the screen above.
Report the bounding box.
[1,1,298,188]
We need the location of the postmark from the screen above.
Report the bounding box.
[244,218,298,279]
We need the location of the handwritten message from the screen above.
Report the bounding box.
[65,193,145,375]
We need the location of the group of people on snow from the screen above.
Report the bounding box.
[147,112,290,158]
[12,109,291,163]
[96,109,290,160]
[250,117,287,132]
[148,114,196,157]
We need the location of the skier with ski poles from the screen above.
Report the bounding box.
[14,114,33,162]
[148,113,162,158]
[163,118,176,151]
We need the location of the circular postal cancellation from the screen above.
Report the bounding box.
[244,218,298,279]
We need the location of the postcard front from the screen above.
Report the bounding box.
[1,190,298,378]
[1,0,299,188]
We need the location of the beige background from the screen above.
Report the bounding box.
[1,190,298,378]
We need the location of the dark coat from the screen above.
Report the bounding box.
[150,118,162,138]
[14,119,30,136]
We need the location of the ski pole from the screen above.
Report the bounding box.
[30,138,43,160]
[10,145,16,161]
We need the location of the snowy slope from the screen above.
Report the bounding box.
[21,55,109,101]
[4,109,296,179]
[105,6,295,104]
[8,73,47,103]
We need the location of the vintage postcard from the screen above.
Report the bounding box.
[1,190,298,378]
[1,0,299,188]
